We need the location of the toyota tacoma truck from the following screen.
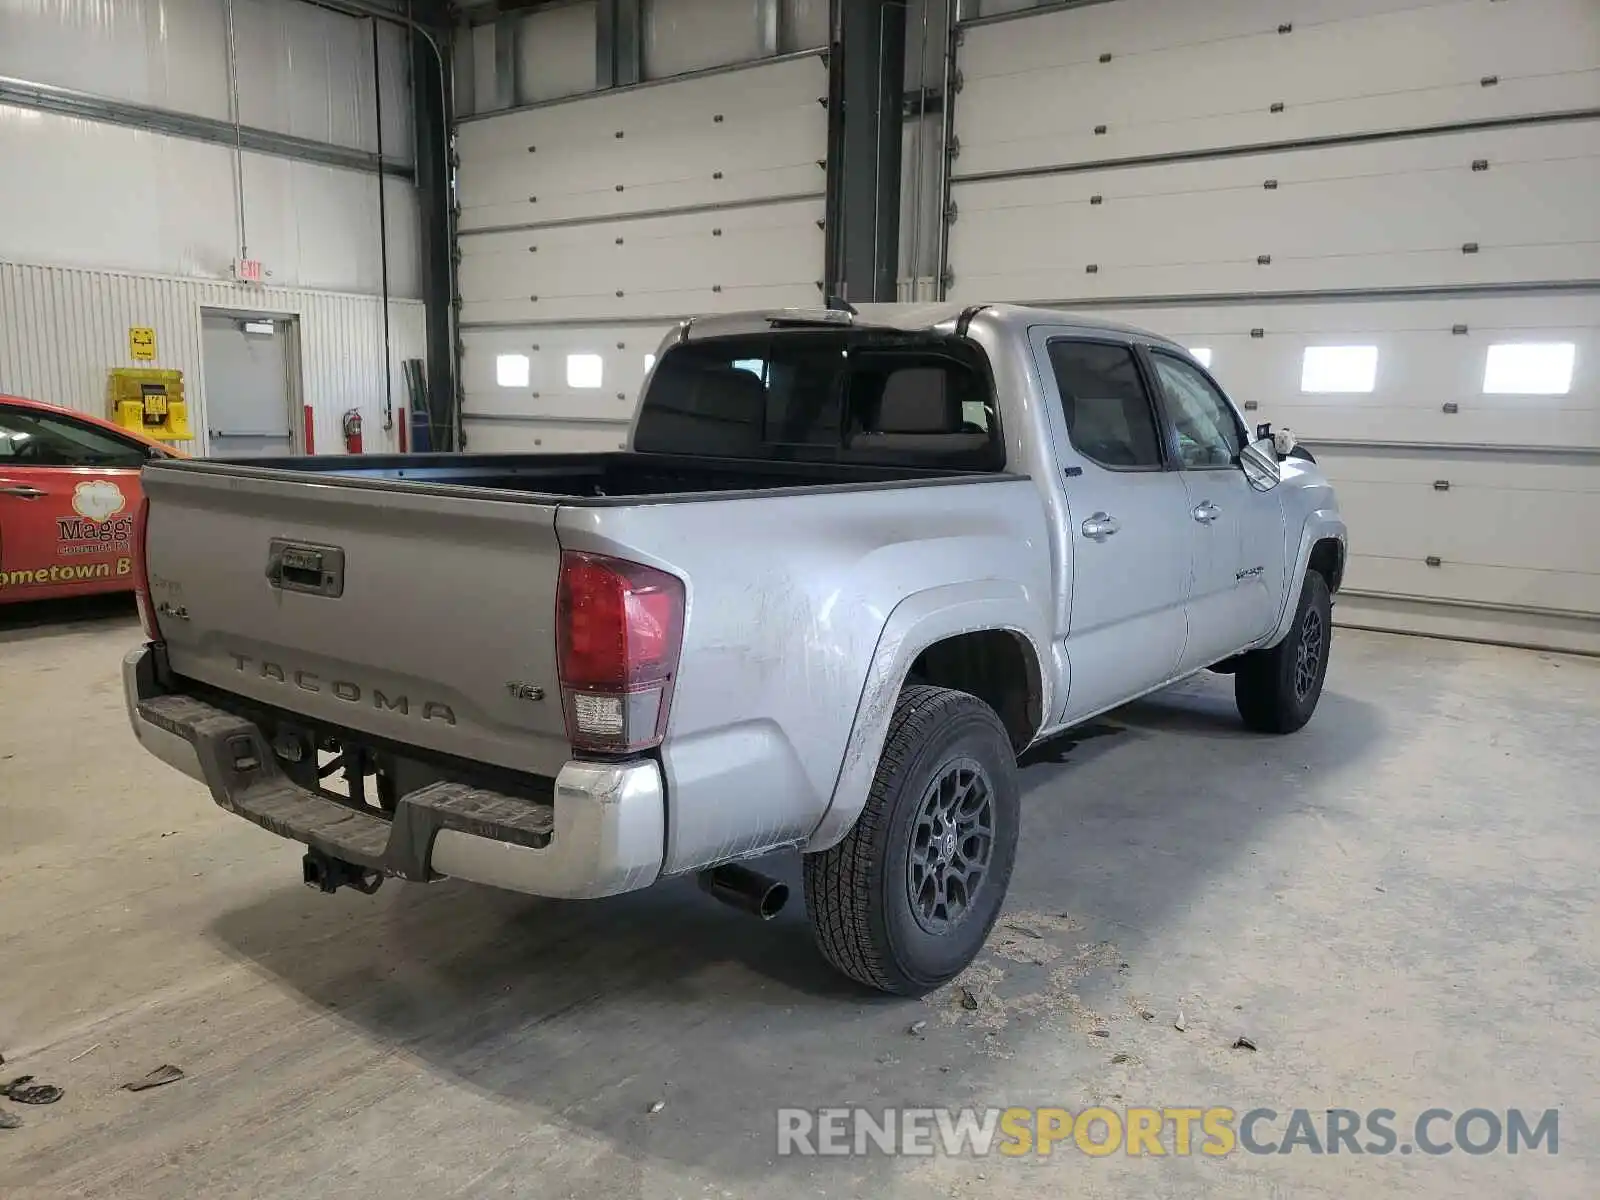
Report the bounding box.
[124,303,1346,997]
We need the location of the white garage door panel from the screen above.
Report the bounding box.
[1086,294,1600,346]
[459,115,826,231]
[458,199,824,325]
[956,0,1600,175]
[1331,478,1595,578]
[456,55,827,231]
[461,325,669,427]
[952,0,1600,651]
[1284,406,1597,451]
[953,241,1600,309]
[1326,450,1600,617]
[1085,294,1600,450]
[455,56,828,456]
[1343,555,1598,618]
[460,325,670,403]
[1333,593,1600,654]
[949,121,1600,301]
[1319,453,1600,493]
[462,419,629,454]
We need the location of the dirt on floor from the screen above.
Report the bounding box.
[1,596,1596,1198]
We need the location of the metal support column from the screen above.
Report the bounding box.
[598,0,642,89]
[412,25,457,450]
[824,0,906,304]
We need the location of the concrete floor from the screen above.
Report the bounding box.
[1,598,1596,1199]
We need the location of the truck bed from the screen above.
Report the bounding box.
[137,449,1029,790]
[164,450,1001,502]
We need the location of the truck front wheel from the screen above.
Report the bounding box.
[803,685,1019,996]
[1234,570,1333,734]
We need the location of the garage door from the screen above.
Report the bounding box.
[455,52,829,453]
[944,0,1600,653]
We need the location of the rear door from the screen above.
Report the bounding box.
[1032,331,1193,723]
[0,404,148,602]
[1144,349,1287,670]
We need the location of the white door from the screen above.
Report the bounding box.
[1033,331,1192,724]
[201,313,296,458]
[1146,348,1288,672]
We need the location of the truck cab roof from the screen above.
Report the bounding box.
[678,303,1188,354]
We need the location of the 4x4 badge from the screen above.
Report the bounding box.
[505,681,545,702]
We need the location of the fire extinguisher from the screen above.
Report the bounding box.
[342,408,363,455]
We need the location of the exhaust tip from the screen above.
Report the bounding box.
[699,863,789,920]
[758,880,790,920]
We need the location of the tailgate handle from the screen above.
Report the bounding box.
[266,540,345,598]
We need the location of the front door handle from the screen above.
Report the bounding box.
[0,484,46,499]
[1192,501,1221,524]
[1081,512,1121,541]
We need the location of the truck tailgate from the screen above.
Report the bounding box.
[140,464,571,778]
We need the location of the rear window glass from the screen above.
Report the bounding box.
[633,331,1003,470]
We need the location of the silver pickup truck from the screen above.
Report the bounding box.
[124,303,1345,996]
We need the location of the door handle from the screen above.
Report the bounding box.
[1192,501,1220,524]
[1081,512,1120,541]
[0,484,46,499]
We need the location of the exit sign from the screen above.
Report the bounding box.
[234,258,264,283]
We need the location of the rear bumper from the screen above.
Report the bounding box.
[122,645,665,899]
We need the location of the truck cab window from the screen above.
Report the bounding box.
[635,332,1002,470]
[1046,340,1163,469]
[1149,352,1244,469]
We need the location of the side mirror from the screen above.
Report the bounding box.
[1255,422,1299,460]
[1239,437,1282,492]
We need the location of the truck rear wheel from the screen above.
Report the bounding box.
[1234,570,1332,734]
[802,685,1019,996]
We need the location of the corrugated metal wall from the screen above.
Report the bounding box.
[0,0,412,154]
[0,261,424,456]
[0,0,422,457]
[0,107,420,297]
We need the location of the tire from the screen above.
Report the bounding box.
[802,685,1020,996]
[1235,570,1333,734]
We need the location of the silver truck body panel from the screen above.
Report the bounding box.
[556,473,1053,872]
[143,467,573,778]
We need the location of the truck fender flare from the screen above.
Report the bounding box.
[803,580,1048,853]
[1264,509,1347,648]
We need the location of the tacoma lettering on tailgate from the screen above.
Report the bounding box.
[228,653,457,725]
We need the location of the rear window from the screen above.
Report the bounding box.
[633,331,1003,470]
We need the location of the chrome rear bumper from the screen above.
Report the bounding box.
[123,645,664,899]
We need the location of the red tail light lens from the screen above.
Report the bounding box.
[133,495,161,640]
[556,551,685,753]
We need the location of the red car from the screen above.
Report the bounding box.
[0,394,182,604]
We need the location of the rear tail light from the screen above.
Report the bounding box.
[132,495,161,640]
[556,551,685,754]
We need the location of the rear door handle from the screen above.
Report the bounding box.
[1192,501,1220,524]
[1081,512,1120,541]
[0,484,46,499]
